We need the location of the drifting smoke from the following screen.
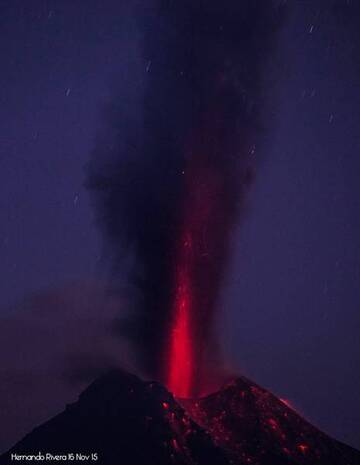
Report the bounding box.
[88,0,284,397]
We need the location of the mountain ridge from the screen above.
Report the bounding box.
[2,369,359,465]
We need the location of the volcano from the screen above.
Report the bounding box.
[2,370,359,465]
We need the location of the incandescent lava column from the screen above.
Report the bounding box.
[165,92,244,398]
[167,169,223,398]
[166,136,226,398]
[167,233,194,398]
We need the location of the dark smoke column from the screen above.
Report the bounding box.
[88,1,284,398]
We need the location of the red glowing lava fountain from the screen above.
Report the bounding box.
[167,239,194,398]
[165,111,243,398]
[167,170,218,398]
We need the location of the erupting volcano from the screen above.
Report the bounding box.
[88,1,282,394]
[2,2,360,463]
[166,110,247,398]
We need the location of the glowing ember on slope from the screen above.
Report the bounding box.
[280,398,293,409]
[280,398,301,415]
[297,444,309,454]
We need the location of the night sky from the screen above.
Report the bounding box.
[1,0,359,453]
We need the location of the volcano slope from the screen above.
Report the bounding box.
[182,376,360,465]
[1,370,359,465]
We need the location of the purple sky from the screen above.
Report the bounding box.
[0,0,359,452]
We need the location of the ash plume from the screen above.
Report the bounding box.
[87,1,285,395]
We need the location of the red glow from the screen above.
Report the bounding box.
[280,398,301,415]
[268,418,279,431]
[280,398,292,408]
[166,166,217,397]
[166,159,221,397]
[167,241,194,398]
[165,112,235,398]
[298,444,309,453]
[171,438,180,452]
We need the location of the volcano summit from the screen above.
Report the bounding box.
[2,370,359,465]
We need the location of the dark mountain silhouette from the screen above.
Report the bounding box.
[2,370,359,465]
[1,370,228,465]
[182,376,360,465]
